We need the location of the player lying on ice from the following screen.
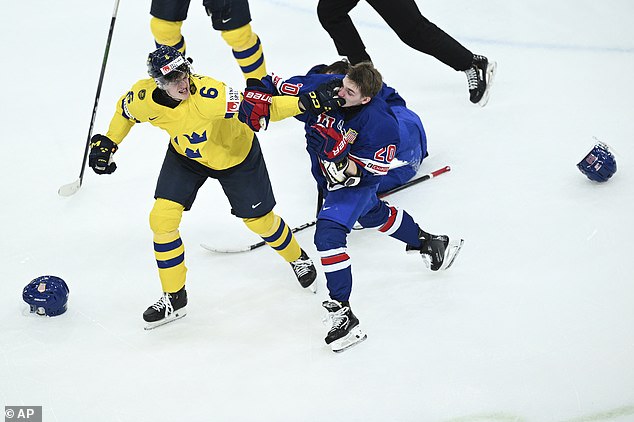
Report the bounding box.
[238,61,464,352]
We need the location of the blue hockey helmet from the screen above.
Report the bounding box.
[22,275,70,317]
[577,142,617,182]
[147,45,192,88]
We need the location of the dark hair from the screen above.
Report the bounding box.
[345,62,383,98]
[319,59,351,75]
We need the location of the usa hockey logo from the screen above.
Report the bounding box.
[585,153,598,165]
[343,128,358,145]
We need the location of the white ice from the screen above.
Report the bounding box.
[1,1,633,421]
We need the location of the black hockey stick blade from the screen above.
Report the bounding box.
[200,165,451,253]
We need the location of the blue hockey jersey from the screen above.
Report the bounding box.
[263,72,426,192]
[265,72,401,191]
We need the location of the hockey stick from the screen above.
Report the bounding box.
[58,0,121,197]
[201,165,451,253]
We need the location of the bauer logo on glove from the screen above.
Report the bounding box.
[238,78,273,132]
[576,141,617,183]
[244,90,272,104]
[307,122,351,162]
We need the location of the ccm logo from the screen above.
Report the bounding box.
[245,91,272,103]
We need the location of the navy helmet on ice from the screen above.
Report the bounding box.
[577,142,617,183]
[22,275,70,317]
[147,45,192,89]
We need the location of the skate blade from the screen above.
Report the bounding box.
[330,326,367,353]
[439,239,464,271]
[478,61,497,107]
[300,276,318,294]
[143,308,187,331]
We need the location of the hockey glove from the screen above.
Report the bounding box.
[306,122,350,162]
[307,122,360,189]
[238,78,273,132]
[299,79,345,115]
[88,134,118,175]
[321,156,361,191]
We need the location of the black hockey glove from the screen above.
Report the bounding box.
[299,78,345,115]
[89,134,118,175]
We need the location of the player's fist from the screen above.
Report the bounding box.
[238,78,273,131]
[299,79,345,115]
[306,122,349,162]
[88,134,118,175]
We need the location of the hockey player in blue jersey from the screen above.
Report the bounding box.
[262,60,425,195]
[238,62,463,352]
[303,60,426,194]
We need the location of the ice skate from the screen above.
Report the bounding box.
[465,54,497,107]
[143,286,188,330]
[406,229,464,271]
[322,300,367,353]
[290,249,317,293]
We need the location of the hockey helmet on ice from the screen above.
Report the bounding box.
[147,45,192,89]
[577,142,617,183]
[22,275,70,316]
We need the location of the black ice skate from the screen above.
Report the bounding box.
[465,54,497,107]
[290,249,317,293]
[406,229,464,271]
[143,286,188,330]
[322,300,367,353]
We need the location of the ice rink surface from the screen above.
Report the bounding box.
[1,1,633,421]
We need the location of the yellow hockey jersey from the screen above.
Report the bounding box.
[105,74,301,170]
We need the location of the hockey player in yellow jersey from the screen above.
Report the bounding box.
[150,0,266,80]
[88,46,316,329]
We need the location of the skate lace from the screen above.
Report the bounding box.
[420,253,433,269]
[291,257,313,278]
[465,67,480,90]
[151,293,174,315]
[326,307,350,331]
